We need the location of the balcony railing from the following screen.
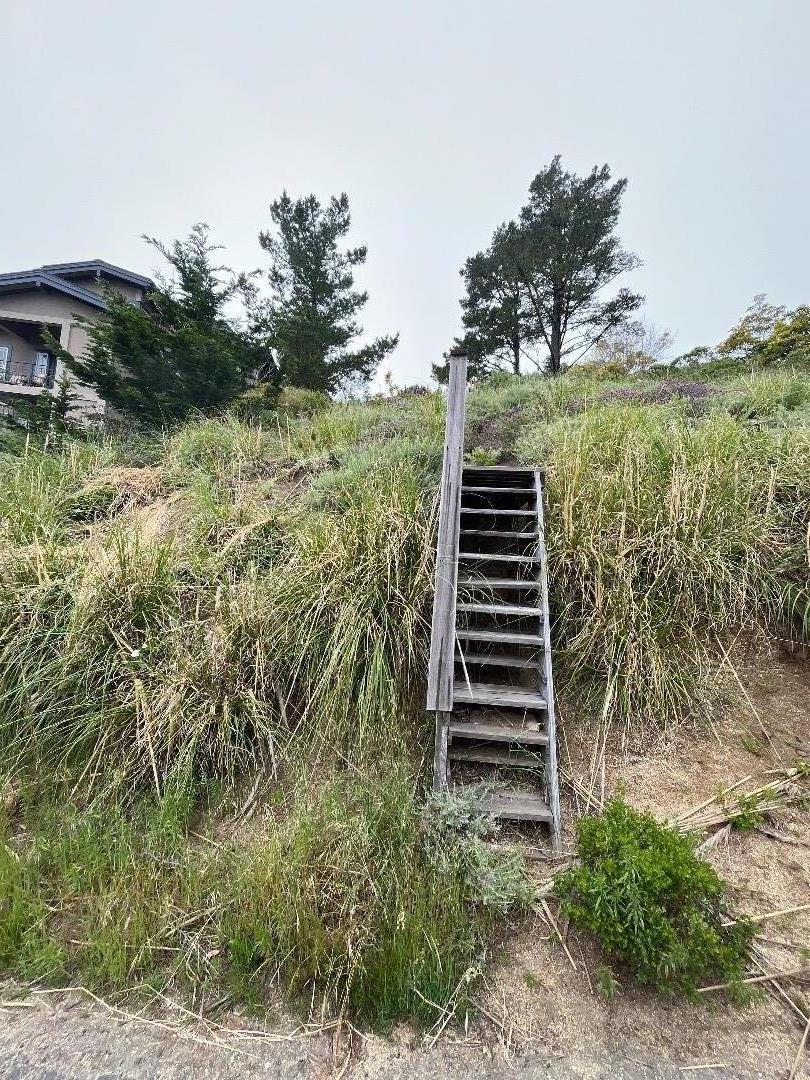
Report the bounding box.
[0,358,55,389]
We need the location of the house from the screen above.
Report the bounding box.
[0,260,153,419]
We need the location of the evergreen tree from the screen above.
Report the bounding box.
[259,192,398,394]
[516,157,643,373]
[434,223,539,383]
[54,225,275,424]
[448,157,642,377]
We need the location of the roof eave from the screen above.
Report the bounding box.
[0,271,108,311]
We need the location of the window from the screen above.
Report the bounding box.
[32,351,50,384]
[0,345,10,381]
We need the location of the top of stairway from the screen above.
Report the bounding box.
[463,465,537,473]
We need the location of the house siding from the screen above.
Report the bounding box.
[0,288,107,416]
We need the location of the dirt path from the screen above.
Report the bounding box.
[0,991,772,1080]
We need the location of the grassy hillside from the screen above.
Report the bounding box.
[0,364,807,1021]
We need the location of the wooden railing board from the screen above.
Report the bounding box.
[426,352,467,714]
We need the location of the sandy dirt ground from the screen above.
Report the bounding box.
[0,991,789,1080]
[0,641,806,1080]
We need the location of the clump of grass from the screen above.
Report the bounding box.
[0,521,282,790]
[724,369,810,421]
[224,767,489,1022]
[0,438,119,544]
[555,798,754,998]
[0,767,506,1024]
[517,404,810,733]
[266,449,437,758]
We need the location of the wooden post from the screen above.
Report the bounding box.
[433,710,450,792]
[428,351,467,792]
[426,351,467,715]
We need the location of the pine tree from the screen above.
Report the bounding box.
[259,193,397,394]
[516,158,643,373]
[447,158,643,377]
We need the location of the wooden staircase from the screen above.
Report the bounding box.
[427,354,561,848]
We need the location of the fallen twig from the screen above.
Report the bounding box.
[540,898,577,971]
[696,966,810,994]
[722,904,810,927]
[789,1013,810,1080]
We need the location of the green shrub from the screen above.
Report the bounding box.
[555,799,754,997]
[424,788,535,914]
[468,446,502,466]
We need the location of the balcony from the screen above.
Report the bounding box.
[0,355,55,389]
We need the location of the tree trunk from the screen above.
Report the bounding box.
[511,334,521,376]
[549,324,562,375]
[549,291,563,375]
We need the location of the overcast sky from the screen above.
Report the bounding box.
[3,1,808,386]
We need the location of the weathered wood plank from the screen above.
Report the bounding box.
[457,577,540,589]
[460,508,535,516]
[460,530,539,538]
[448,720,548,744]
[458,552,539,564]
[461,486,536,493]
[534,470,562,850]
[456,602,541,616]
[426,352,467,713]
[456,628,544,645]
[479,790,553,822]
[449,745,545,768]
[452,681,547,708]
[454,651,544,670]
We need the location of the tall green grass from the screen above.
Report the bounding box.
[0,366,806,1019]
[0,769,506,1023]
[518,403,810,731]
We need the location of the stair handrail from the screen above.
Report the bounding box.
[426,350,467,713]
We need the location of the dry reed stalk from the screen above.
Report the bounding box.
[790,1014,810,1080]
[674,769,807,835]
[697,967,810,994]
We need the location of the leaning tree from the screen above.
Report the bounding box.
[448,157,643,377]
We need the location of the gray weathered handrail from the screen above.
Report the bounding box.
[426,351,467,713]
[534,470,562,849]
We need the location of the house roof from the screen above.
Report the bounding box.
[42,260,154,291]
[0,270,110,310]
[0,260,154,313]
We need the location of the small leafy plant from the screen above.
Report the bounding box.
[424,789,535,914]
[468,446,502,466]
[555,799,754,997]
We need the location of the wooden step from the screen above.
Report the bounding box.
[462,486,536,494]
[458,553,539,564]
[448,720,548,745]
[460,508,535,516]
[480,790,553,823]
[453,681,547,708]
[457,602,541,616]
[456,628,544,645]
[457,577,539,589]
[455,651,543,669]
[460,530,538,538]
[449,745,545,768]
[462,466,534,474]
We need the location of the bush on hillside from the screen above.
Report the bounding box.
[555,799,754,997]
